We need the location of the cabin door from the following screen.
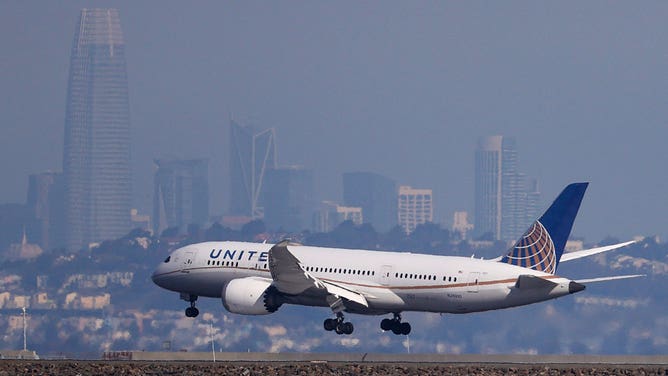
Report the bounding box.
[380,265,394,286]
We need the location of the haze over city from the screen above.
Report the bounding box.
[1,1,666,241]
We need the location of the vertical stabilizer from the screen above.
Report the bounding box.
[499,183,588,274]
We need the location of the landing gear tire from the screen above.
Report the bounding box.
[380,318,393,331]
[185,306,199,318]
[326,313,354,335]
[335,321,353,335]
[400,322,411,335]
[323,318,337,331]
[381,313,410,335]
[342,322,354,335]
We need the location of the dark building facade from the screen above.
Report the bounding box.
[229,121,276,219]
[62,9,132,250]
[27,172,66,250]
[153,159,209,235]
[342,172,397,232]
[263,166,315,232]
[0,204,39,253]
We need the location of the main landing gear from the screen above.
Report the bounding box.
[323,312,354,335]
[181,293,199,318]
[380,313,411,335]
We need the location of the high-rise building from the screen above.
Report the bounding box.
[474,136,538,241]
[229,121,277,219]
[313,201,363,233]
[397,186,433,234]
[452,211,474,240]
[524,178,541,228]
[27,172,65,250]
[63,9,131,250]
[153,159,209,235]
[262,166,315,232]
[342,172,397,232]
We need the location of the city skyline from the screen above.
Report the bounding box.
[1,3,667,241]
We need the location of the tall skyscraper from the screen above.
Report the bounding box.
[153,159,209,235]
[343,172,397,232]
[63,9,131,250]
[397,186,433,235]
[474,136,538,241]
[229,121,277,219]
[262,166,315,232]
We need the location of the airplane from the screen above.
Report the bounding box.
[152,182,642,336]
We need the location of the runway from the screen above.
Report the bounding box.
[121,351,668,365]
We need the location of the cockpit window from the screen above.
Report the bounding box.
[164,256,171,263]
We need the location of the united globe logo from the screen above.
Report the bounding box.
[501,221,557,274]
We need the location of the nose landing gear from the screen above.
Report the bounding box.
[380,313,411,335]
[181,293,199,318]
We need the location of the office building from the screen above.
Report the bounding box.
[153,159,209,235]
[313,201,363,233]
[452,211,474,240]
[229,121,276,219]
[27,172,65,250]
[263,166,315,232]
[343,172,397,232]
[62,9,131,250]
[397,186,433,235]
[474,136,539,241]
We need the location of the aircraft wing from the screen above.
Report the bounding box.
[559,240,636,262]
[268,240,368,307]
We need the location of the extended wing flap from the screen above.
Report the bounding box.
[560,240,636,262]
[515,274,559,290]
[323,281,368,307]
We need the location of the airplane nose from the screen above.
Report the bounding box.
[151,263,169,287]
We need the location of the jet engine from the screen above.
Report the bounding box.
[222,277,282,315]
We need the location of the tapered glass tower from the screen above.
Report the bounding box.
[63,9,131,250]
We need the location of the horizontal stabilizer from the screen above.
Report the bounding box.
[560,240,636,262]
[515,275,559,290]
[576,274,645,284]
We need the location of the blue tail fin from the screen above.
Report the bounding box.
[499,182,589,274]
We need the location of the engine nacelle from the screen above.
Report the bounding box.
[222,277,281,315]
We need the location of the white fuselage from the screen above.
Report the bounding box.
[152,241,579,316]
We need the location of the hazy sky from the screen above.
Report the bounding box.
[1,1,666,241]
